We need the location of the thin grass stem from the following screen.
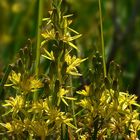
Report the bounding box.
[70,76,79,139]
[98,0,107,77]
[34,0,43,100]
[0,64,13,96]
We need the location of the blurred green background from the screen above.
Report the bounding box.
[0,0,140,98]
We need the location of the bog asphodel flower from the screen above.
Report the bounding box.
[57,87,76,106]
[0,120,25,134]
[6,70,43,94]
[65,53,87,76]
[3,95,25,115]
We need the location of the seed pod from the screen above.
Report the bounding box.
[99,55,103,62]
[92,55,97,68]
[19,48,24,59]
[23,47,28,55]
[27,53,33,70]
[95,51,100,57]
[17,58,24,73]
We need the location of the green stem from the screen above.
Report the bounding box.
[70,76,76,125]
[70,76,79,139]
[98,0,107,77]
[34,0,43,100]
[35,0,43,76]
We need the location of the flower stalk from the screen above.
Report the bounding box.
[34,0,43,100]
[98,0,107,77]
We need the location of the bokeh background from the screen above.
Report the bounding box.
[0,0,140,99]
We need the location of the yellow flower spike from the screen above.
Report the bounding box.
[57,88,76,106]
[3,95,25,115]
[29,77,44,92]
[3,123,13,132]
[28,99,49,114]
[0,120,25,134]
[28,100,44,114]
[42,13,82,51]
[30,120,50,137]
[9,70,21,85]
[65,54,87,76]
[77,98,91,110]
[41,29,55,40]
[76,88,89,96]
[5,70,43,94]
[57,88,69,106]
[46,107,76,129]
[19,76,43,93]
